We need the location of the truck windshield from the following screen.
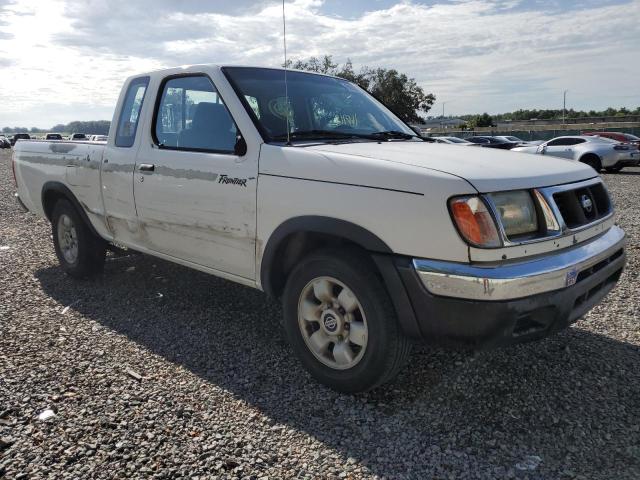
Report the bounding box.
[223,67,416,142]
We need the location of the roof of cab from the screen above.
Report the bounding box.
[128,64,344,81]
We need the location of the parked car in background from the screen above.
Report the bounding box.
[10,133,31,146]
[582,132,640,149]
[432,136,476,146]
[492,135,543,146]
[466,136,518,149]
[90,135,108,142]
[69,133,88,141]
[512,135,640,172]
[45,133,63,140]
[493,135,526,145]
[0,135,10,148]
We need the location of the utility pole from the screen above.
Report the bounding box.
[563,90,568,125]
[441,101,448,131]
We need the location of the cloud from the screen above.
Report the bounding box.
[0,0,639,127]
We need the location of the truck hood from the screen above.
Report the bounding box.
[306,141,596,192]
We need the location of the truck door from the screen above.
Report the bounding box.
[101,76,150,246]
[133,74,258,280]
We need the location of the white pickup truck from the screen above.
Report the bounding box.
[13,65,626,393]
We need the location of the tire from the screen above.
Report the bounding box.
[51,199,106,278]
[580,154,602,172]
[282,248,412,393]
[605,166,623,173]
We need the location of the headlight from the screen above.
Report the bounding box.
[449,196,501,247]
[488,190,538,238]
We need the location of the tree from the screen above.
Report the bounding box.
[1,120,111,135]
[466,113,494,128]
[286,55,435,123]
[362,68,435,123]
[457,105,640,123]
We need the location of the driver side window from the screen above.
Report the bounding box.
[154,75,238,153]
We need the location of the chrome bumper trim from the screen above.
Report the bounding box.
[414,225,625,301]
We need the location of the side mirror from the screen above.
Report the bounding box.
[540,145,547,154]
[234,135,247,156]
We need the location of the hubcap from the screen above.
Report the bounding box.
[57,214,79,264]
[297,276,368,370]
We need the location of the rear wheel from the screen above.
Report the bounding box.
[52,199,106,278]
[282,248,411,393]
[580,154,602,172]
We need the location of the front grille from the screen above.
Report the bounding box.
[553,182,611,229]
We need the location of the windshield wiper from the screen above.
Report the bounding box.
[271,130,366,142]
[366,130,418,140]
[272,129,423,143]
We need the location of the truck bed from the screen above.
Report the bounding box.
[13,140,111,239]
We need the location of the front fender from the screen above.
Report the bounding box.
[260,215,423,338]
[260,215,392,294]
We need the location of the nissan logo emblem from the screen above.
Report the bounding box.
[323,313,338,332]
[580,194,593,214]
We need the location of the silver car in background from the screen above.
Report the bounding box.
[432,136,476,146]
[493,135,544,146]
[512,135,640,173]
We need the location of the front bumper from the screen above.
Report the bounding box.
[396,226,626,348]
[414,226,625,301]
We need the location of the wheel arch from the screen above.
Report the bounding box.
[260,216,422,338]
[41,181,100,237]
[260,216,391,296]
[579,152,603,170]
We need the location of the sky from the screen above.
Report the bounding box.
[0,0,639,128]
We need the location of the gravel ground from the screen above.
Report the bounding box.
[1,148,639,479]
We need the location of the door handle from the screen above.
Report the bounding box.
[138,163,155,172]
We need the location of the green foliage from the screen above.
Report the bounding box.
[466,113,494,128]
[3,120,110,135]
[460,106,640,122]
[286,55,435,123]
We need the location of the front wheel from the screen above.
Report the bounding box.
[580,154,602,172]
[282,249,411,393]
[51,199,106,278]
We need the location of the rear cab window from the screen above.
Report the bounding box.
[115,76,150,147]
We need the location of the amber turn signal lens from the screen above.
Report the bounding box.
[449,196,501,248]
